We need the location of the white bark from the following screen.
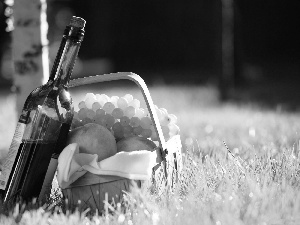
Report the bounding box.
[11,0,49,114]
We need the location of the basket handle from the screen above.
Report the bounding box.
[68,72,167,155]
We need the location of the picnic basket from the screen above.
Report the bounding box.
[62,72,182,212]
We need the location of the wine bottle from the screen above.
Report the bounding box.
[0,16,86,203]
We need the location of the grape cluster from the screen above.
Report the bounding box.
[71,93,180,142]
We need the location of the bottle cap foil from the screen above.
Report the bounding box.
[69,16,86,28]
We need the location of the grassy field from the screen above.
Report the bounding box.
[1,84,300,224]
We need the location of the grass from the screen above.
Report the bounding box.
[1,84,300,224]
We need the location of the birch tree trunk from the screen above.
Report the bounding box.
[12,0,49,114]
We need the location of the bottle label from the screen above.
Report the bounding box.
[0,122,26,190]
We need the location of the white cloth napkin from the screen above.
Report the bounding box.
[57,143,157,189]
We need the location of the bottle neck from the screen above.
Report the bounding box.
[48,39,67,82]
[50,26,84,86]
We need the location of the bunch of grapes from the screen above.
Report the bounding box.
[71,93,180,142]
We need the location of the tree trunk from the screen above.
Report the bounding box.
[220,0,234,101]
[12,0,49,114]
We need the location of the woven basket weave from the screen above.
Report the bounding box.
[62,172,132,212]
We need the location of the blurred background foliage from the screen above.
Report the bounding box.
[0,0,300,108]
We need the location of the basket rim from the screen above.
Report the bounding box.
[62,172,128,189]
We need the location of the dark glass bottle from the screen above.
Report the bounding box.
[0,16,86,203]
